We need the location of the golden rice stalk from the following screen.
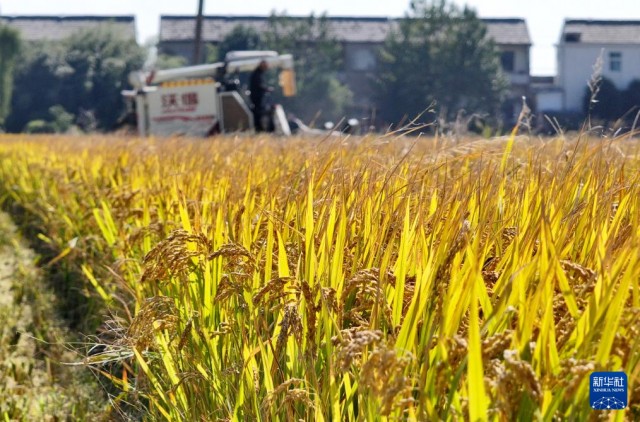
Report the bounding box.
[359,344,414,416]
[126,296,180,351]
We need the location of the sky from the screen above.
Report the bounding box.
[1,0,639,76]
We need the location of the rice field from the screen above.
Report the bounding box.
[0,131,638,421]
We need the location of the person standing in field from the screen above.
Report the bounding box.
[249,60,273,132]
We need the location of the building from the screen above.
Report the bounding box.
[484,19,532,122]
[0,15,137,41]
[159,15,531,120]
[531,76,563,114]
[557,19,640,113]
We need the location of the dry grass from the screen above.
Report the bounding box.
[0,212,105,420]
[0,131,638,421]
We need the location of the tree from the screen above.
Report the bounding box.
[6,25,145,132]
[217,25,263,61]
[61,25,146,130]
[622,79,640,122]
[4,41,67,132]
[373,0,507,128]
[24,105,75,134]
[581,78,640,129]
[261,13,353,123]
[0,25,21,128]
[582,77,622,122]
[155,53,189,70]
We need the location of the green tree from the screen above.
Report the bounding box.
[622,79,640,122]
[61,25,145,130]
[374,0,507,127]
[154,53,189,70]
[0,25,21,128]
[217,25,263,61]
[583,77,622,122]
[262,13,353,123]
[6,25,144,132]
[5,41,67,132]
[142,37,188,70]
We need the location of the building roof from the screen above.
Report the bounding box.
[324,17,392,43]
[0,15,136,41]
[562,20,640,44]
[483,18,531,45]
[159,15,531,46]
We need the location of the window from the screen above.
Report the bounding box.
[500,51,515,72]
[347,47,376,71]
[564,32,581,42]
[609,51,622,72]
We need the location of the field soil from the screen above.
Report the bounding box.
[0,211,104,420]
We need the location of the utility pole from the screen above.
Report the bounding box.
[193,0,204,64]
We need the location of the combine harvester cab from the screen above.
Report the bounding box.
[122,51,297,137]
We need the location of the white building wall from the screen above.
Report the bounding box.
[559,44,640,112]
[513,46,530,75]
[536,91,563,112]
[499,45,530,78]
[509,46,530,85]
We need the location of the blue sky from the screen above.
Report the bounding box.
[2,0,639,75]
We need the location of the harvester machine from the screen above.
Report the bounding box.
[121,51,297,137]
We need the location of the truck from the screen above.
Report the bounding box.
[121,51,297,137]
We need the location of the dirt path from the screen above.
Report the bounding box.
[0,212,105,420]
